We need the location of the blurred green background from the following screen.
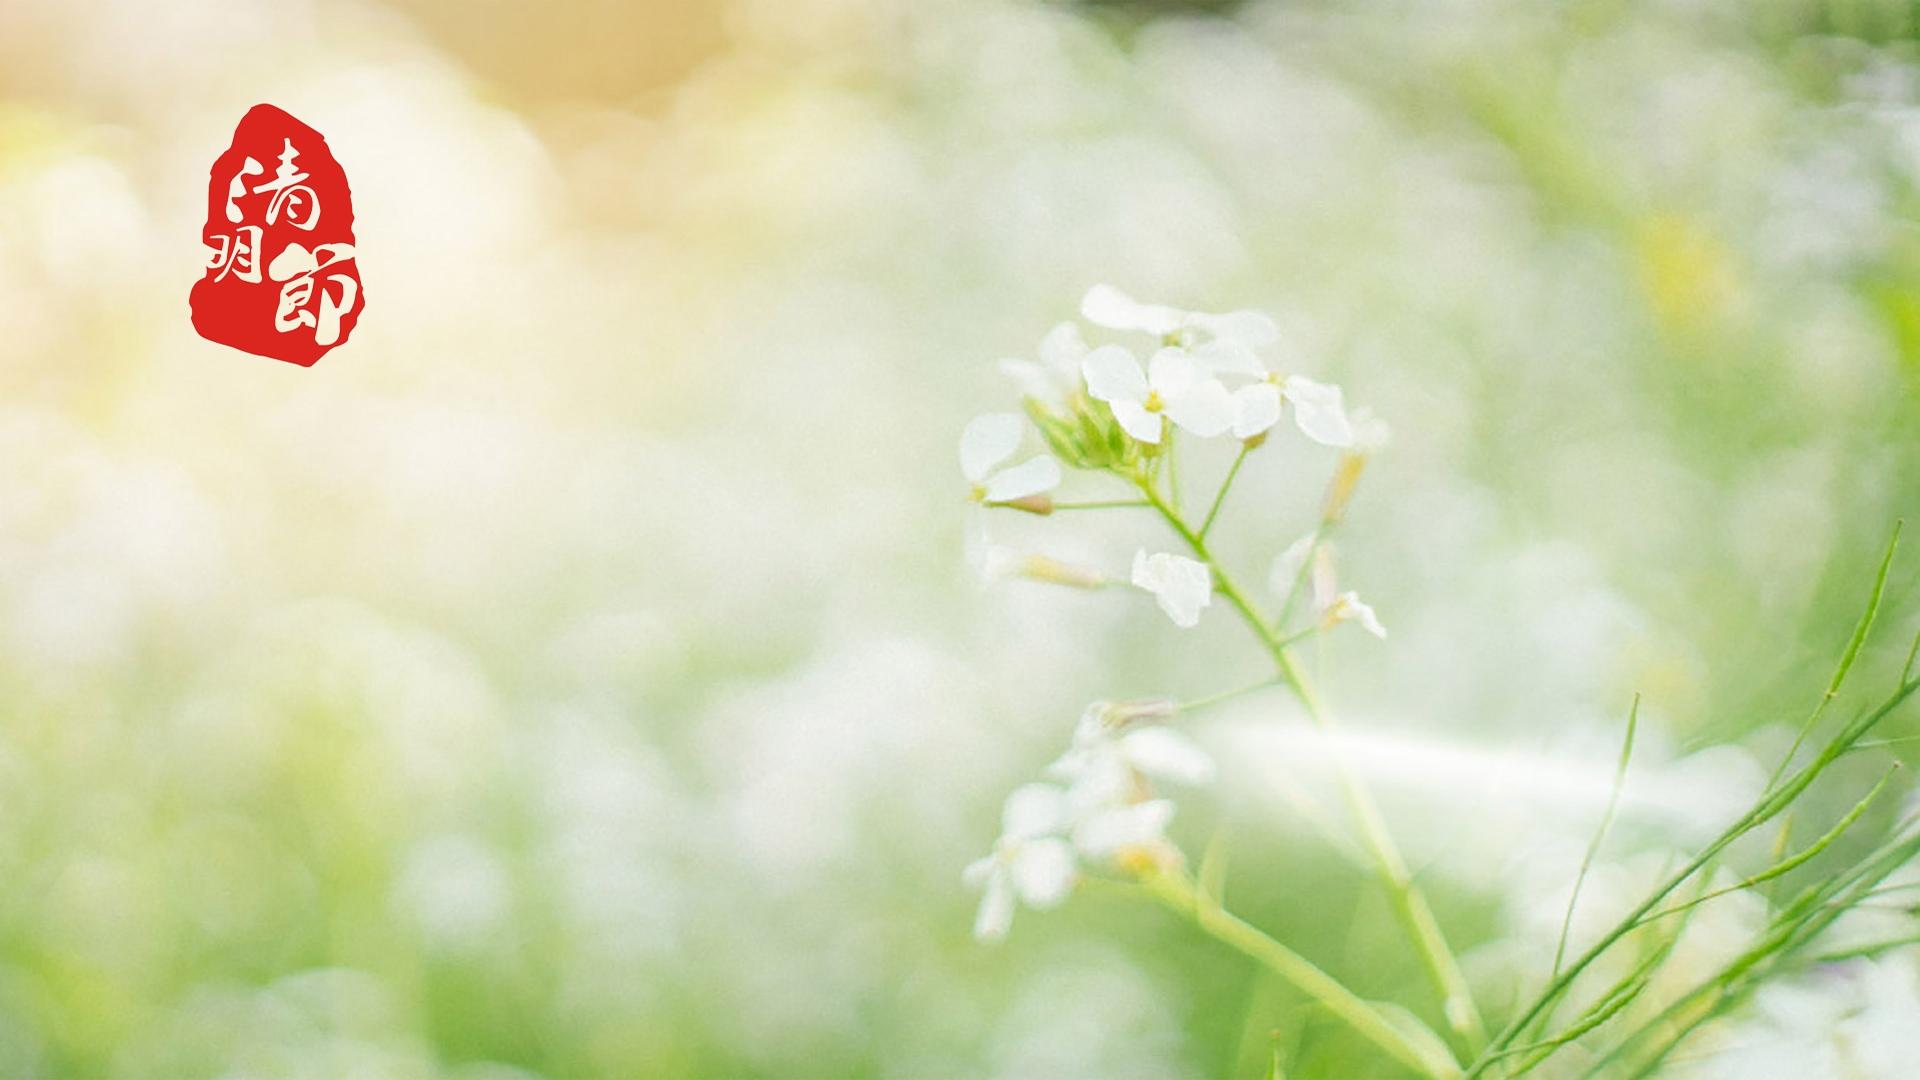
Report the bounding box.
[2,0,1920,1075]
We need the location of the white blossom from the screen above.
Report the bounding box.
[1072,798,1176,860]
[1080,284,1277,372]
[1325,590,1387,638]
[999,321,1087,407]
[1270,540,1385,639]
[1130,550,1213,627]
[1051,710,1216,794]
[1278,376,1354,447]
[960,413,1061,503]
[1270,534,1337,612]
[963,782,1077,942]
[1081,346,1234,444]
[1049,704,1213,864]
[1226,373,1354,446]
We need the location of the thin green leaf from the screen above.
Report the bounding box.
[1470,671,1920,1077]
[1769,520,1902,788]
[1553,694,1639,978]
[1638,763,1898,926]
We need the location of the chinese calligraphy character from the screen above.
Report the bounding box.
[267,241,358,347]
[252,138,320,230]
[206,225,263,283]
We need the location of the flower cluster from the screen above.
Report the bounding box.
[962,286,1394,941]
[965,700,1215,940]
[990,286,1362,480]
[960,285,1388,633]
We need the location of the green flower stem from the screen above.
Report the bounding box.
[1133,473,1489,1049]
[1199,442,1254,541]
[1145,868,1462,1080]
[1178,675,1286,715]
[1049,499,1154,511]
[1165,429,1182,515]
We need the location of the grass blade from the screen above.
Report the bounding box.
[1552,695,1639,979]
[1768,520,1902,788]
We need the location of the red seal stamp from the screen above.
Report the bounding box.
[190,104,364,366]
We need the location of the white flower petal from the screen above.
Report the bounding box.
[1081,345,1148,403]
[1082,284,1182,336]
[999,358,1057,403]
[1146,347,1206,395]
[1193,339,1265,378]
[1164,379,1236,438]
[966,512,1023,586]
[1061,754,1133,814]
[1109,399,1163,443]
[983,455,1061,502]
[1282,376,1355,448]
[969,540,1020,585]
[1130,549,1158,590]
[972,871,1016,941]
[1269,534,1316,597]
[962,854,997,889]
[960,413,1023,482]
[1074,799,1176,858]
[1310,546,1339,613]
[1333,591,1388,639]
[1132,551,1212,627]
[1009,838,1076,908]
[1120,727,1216,786]
[1191,309,1279,348]
[1230,382,1282,439]
[1038,320,1088,371]
[1001,782,1069,839]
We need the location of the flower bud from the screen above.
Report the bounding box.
[1105,697,1180,726]
[1017,555,1106,589]
[1321,452,1367,524]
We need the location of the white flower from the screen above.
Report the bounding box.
[1073,798,1176,860]
[960,413,1061,503]
[963,783,1077,942]
[1325,590,1387,638]
[1229,380,1283,439]
[966,519,1106,590]
[1049,704,1213,864]
[1051,716,1216,795]
[1270,534,1337,612]
[1080,284,1278,371]
[1082,346,1234,444]
[999,321,1087,406]
[1228,374,1355,446]
[1269,541,1384,638]
[1130,550,1213,627]
[1282,376,1355,447]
